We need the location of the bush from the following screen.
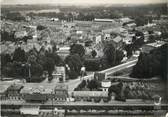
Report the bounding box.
[84,58,101,71]
[37,25,46,30]
[68,70,79,79]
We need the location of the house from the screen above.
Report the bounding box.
[54,84,68,101]
[111,36,123,49]
[72,91,108,102]
[118,17,134,24]
[20,83,54,102]
[20,83,68,102]
[95,35,102,44]
[102,27,127,36]
[53,66,66,82]
[20,105,40,116]
[51,18,59,22]
[57,46,70,60]
[101,79,111,92]
[0,82,12,100]
[141,41,166,53]
[39,108,65,117]
[14,31,28,39]
[94,18,115,23]
[124,23,136,30]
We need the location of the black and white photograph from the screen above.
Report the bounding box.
[0,0,168,117]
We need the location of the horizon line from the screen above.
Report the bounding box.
[1,2,167,6]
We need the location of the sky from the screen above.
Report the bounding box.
[1,0,167,5]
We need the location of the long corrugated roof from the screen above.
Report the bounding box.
[73,91,108,97]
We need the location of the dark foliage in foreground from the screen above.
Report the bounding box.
[130,43,168,79]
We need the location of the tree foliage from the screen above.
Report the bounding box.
[87,79,101,91]
[130,44,168,79]
[13,47,27,62]
[1,46,63,82]
[91,50,97,58]
[84,58,101,71]
[65,54,83,79]
[103,43,124,67]
[37,25,46,30]
[4,12,26,21]
[70,44,85,57]
[1,30,15,42]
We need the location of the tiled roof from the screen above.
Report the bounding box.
[0,83,12,93]
[113,36,122,43]
[20,83,55,94]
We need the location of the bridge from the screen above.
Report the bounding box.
[65,59,138,91]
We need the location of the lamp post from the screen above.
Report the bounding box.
[153,95,162,117]
[52,89,54,117]
[80,66,86,80]
[28,63,31,81]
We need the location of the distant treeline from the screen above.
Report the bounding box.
[1,3,167,24]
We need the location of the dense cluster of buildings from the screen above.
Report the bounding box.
[0,82,68,102]
[1,16,136,56]
[1,14,165,63]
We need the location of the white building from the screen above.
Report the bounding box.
[95,35,102,44]
[119,17,133,24]
[94,18,115,22]
[57,46,70,60]
[51,18,59,22]
[101,80,111,92]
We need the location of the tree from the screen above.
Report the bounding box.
[132,31,145,50]
[65,54,83,79]
[30,62,43,77]
[87,79,100,91]
[116,50,124,65]
[103,43,124,67]
[130,44,167,79]
[75,80,87,91]
[45,52,64,66]
[134,16,148,26]
[84,58,101,71]
[125,44,133,57]
[29,62,44,82]
[13,47,27,62]
[2,62,15,77]
[103,43,115,66]
[1,53,12,67]
[160,23,168,39]
[5,12,25,21]
[108,82,125,101]
[91,50,97,58]
[1,30,15,42]
[43,57,55,77]
[37,25,46,30]
[70,44,85,57]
